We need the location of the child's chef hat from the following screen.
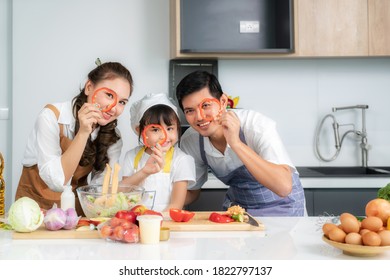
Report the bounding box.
[130,93,179,134]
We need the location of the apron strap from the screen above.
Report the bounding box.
[45,104,64,137]
[134,146,147,170]
[133,146,174,173]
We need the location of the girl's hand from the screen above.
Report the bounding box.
[219,111,241,147]
[142,144,164,175]
[78,103,102,135]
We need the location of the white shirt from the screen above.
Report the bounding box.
[180,109,296,190]
[122,145,196,187]
[22,101,123,192]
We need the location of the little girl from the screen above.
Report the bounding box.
[121,93,196,212]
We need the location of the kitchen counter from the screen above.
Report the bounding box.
[1,217,389,260]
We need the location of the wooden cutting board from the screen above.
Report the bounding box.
[12,212,264,239]
[163,212,264,231]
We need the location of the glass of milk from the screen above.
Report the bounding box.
[137,215,162,244]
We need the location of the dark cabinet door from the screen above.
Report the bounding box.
[312,188,378,216]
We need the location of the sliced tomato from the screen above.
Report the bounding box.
[209,212,234,223]
[169,208,195,222]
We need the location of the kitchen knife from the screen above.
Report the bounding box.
[244,212,261,227]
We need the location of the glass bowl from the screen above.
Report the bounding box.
[77,185,145,219]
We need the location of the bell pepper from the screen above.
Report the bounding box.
[91,87,118,112]
[208,212,234,223]
[169,208,195,222]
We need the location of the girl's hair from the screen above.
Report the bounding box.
[175,70,223,110]
[72,62,134,172]
[138,104,181,144]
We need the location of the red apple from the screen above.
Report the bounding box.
[115,210,137,224]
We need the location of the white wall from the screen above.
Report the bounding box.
[3,0,390,211]
[0,0,11,213]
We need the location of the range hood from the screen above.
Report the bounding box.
[180,0,294,53]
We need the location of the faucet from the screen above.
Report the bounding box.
[332,105,369,167]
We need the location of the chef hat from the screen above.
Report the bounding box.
[130,93,179,134]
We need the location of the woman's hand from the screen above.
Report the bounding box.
[77,103,102,135]
[219,111,241,147]
[142,144,164,175]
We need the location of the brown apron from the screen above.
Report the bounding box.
[15,104,93,216]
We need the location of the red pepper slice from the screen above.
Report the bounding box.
[198,98,221,121]
[91,87,118,112]
[141,124,167,147]
[169,208,195,222]
[209,212,234,223]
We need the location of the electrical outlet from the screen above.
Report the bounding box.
[240,21,260,33]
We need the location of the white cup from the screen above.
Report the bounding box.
[136,215,162,244]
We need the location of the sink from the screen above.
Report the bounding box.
[297,166,390,178]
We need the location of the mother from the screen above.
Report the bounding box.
[15,62,134,215]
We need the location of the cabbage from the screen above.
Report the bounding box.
[8,197,44,232]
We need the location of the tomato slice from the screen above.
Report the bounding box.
[209,212,234,223]
[169,208,195,222]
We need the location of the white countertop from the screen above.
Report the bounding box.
[1,217,389,260]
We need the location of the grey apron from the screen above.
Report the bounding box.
[199,130,305,216]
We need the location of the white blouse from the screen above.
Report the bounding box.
[21,101,122,192]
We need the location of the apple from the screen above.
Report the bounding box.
[130,205,148,215]
[115,210,137,224]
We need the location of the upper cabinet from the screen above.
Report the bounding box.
[296,0,368,57]
[170,0,295,59]
[170,0,390,58]
[368,0,390,56]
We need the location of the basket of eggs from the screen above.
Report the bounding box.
[322,198,390,257]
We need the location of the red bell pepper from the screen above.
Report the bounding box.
[209,212,234,223]
[169,208,195,222]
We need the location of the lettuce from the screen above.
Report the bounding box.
[8,197,44,232]
[378,183,390,201]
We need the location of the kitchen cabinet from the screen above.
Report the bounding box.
[186,189,226,211]
[309,188,378,217]
[368,0,390,55]
[296,0,368,57]
[186,188,377,216]
[170,0,390,58]
[185,188,315,215]
[170,0,296,59]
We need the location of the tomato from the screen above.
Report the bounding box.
[115,210,137,224]
[99,225,113,238]
[169,208,195,222]
[209,212,234,223]
[122,225,140,243]
[113,225,125,241]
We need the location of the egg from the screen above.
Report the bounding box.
[362,231,381,246]
[345,232,363,245]
[361,216,383,232]
[340,213,360,233]
[378,230,390,246]
[322,223,339,237]
[328,227,346,243]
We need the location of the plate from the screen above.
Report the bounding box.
[322,235,390,257]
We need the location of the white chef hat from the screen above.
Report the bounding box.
[130,93,179,134]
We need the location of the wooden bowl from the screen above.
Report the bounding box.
[322,235,390,257]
